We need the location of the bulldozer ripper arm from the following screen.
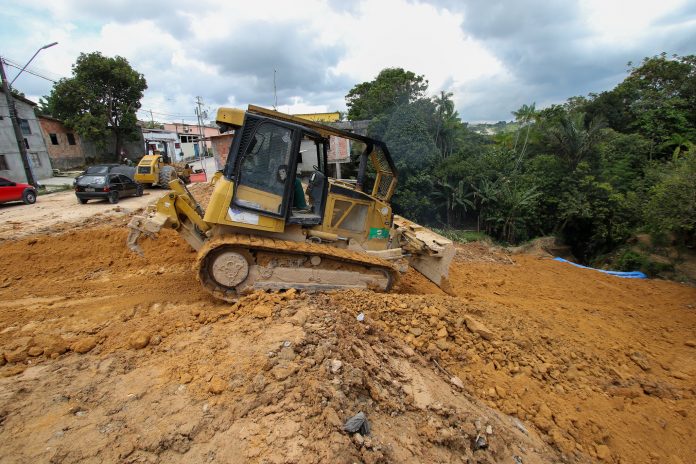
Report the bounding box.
[393,215,455,289]
[126,179,211,255]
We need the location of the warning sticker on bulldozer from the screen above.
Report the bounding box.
[228,207,260,225]
[368,227,389,239]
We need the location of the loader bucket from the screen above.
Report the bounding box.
[393,215,456,290]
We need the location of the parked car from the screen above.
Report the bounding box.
[0,177,37,205]
[73,164,136,186]
[75,173,143,204]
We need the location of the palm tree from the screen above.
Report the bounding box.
[433,91,459,159]
[512,102,536,169]
[661,133,694,160]
[548,112,605,169]
[433,178,474,226]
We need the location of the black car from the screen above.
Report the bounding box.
[74,164,136,185]
[75,173,143,204]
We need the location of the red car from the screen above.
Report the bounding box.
[0,177,37,205]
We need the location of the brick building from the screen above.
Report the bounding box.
[38,115,85,170]
[209,132,234,168]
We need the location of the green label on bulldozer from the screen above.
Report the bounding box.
[368,227,389,239]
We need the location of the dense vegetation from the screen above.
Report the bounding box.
[345,55,696,265]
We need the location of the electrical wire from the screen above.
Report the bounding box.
[137,108,198,118]
[2,60,57,83]
[3,56,66,80]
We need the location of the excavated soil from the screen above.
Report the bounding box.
[0,186,695,463]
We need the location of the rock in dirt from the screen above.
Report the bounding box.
[31,334,68,357]
[450,376,464,389]
[208,376,227,394]
[27,346,43,357]
[128,331,150,350]
[330,359,343,374]
[252,304,273,319]
[71,336,98,354]
[464,316,494,340]
[344,411,370,435]
[629,352,651,371]
[595,444,612,461]
[474,434,488,450]
[685,340,696,348]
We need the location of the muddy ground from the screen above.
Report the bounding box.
[0,185,695,463]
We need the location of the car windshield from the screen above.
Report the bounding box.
[77,175,106,186]
[85,166,110,174]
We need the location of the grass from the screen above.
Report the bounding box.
[432,228,491,243]
[38,184,73,195]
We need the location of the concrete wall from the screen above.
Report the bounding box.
[0,93,53,182]
[38,117,86,170]
[80,131,145,164]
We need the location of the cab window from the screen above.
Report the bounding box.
[234,122,294,215]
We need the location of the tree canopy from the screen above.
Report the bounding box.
[345,68,428,120]
[41,52,147,160]
[345,54,696,270]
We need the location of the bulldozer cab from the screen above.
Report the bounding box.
[225,113,329,226]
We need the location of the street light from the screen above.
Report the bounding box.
[10,41,58,85]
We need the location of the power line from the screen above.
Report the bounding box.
[1,59,57,83]
[137,108,197,118]
[2,56,65,81]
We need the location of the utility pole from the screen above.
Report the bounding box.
[195,96,206,160]
[149,109,154,127]
[0,57,37,187]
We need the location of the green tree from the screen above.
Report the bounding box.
[345,68,428,120]
[644,150,696,245]
[383,102,439,174]
[539,108,605,170]
[585,53,696,157]
[42,52,147,160]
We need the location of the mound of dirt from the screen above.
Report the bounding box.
[0,283,558,462]
[1,210,695,463]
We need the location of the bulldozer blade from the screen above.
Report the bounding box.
[393,215,456,289]
[126,214,168,256]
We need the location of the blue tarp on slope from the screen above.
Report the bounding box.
[553,257,647,279]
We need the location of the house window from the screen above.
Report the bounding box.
[19,119,31,135]
[49,133,59,145]
[67,133,76,145]
[24,138,29,149]
[29,153,42,167]
[0,154,8,170]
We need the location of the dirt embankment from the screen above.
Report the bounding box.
[0,195,695,463]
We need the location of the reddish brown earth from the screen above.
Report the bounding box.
[0,185,695,463]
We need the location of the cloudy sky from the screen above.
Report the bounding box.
[2,0,695,123]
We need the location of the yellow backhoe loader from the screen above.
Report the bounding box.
[127,105,455,301]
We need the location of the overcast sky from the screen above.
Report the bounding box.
[2,0,695,123]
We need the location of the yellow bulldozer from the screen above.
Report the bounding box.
[127,105,455,301]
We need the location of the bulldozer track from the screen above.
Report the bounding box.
[194,234,399,302]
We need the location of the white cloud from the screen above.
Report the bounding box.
[2,0,695,122]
